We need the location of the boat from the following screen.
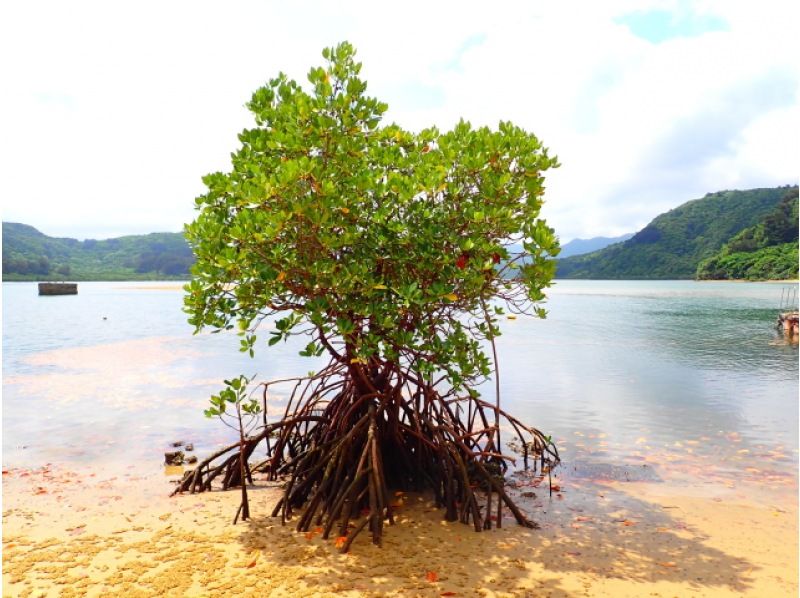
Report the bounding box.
[38,282,78,296]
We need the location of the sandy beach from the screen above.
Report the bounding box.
[3,460,796,597]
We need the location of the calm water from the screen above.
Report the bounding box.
[3,280,798,491]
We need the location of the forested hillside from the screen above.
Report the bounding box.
[696,188,798,280]
[556,186,796,279]
[2,223,193,280]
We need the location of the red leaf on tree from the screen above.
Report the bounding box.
[456,255,468,269]
[492,253,501,264]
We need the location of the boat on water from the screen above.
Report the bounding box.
[38,282,78,296]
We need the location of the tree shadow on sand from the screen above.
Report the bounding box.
[231,470,758,597]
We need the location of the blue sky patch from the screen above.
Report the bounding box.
[616,9,728,43]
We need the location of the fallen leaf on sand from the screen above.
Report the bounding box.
[426,571,439,582]
[247,558,258,568]
[441,592,457,596]
[659,561,677,568]
[574,516,592,522]
[565,551,582,557]
[334,536,347,549]
[550,484,561,492]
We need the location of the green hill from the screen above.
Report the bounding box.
[556,186,797,279]
[696,188,799,281]
[2,223,194,281]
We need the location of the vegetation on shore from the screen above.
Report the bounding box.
[2,222,192,281]
[556,186,797,279]
[696,188,799,281]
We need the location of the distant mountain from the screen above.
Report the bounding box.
[2,223,193,281]
[556,185,797,279]
[696,188,798,281]
[558,234,633,258]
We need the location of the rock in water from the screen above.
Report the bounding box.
[165,451,184,465]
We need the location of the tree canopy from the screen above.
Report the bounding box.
[185,42,559,390]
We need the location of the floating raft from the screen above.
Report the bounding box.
[38,282,78,296]
[777,312,799,337]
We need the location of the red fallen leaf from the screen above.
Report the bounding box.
[550,484,561,492]
[426,571,439,582]
[2,469,9,475]
[615,519,636,526]
[304,532,314,540]
[421,145,431,154]
[658,561,677,568]
[456,255,468,269]
[334,536,347,549]
[565,551,582,556]
[441,592,457,596]
[34,487,47,495]
[313,527,324,533]
[574,516,592,522]
[556,493,563,500]
[247,558,257,568]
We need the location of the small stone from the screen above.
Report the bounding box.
[185,444,194,452]
[171,441,184,448]
[186,455,198,464]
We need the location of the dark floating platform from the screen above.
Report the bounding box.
[38,282,78,296]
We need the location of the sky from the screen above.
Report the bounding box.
[1,0,797,243]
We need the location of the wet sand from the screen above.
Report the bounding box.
[3,463,796,597]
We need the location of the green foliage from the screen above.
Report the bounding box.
[557,186,796,279]
[697,188,799,280]
[204,374,260,418]
[2,222,193,280]
[185,42,559,390]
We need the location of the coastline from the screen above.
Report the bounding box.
[3,462,797,597]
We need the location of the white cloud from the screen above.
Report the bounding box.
[0,0,797,241]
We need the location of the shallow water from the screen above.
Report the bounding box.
[3,280,797,494]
